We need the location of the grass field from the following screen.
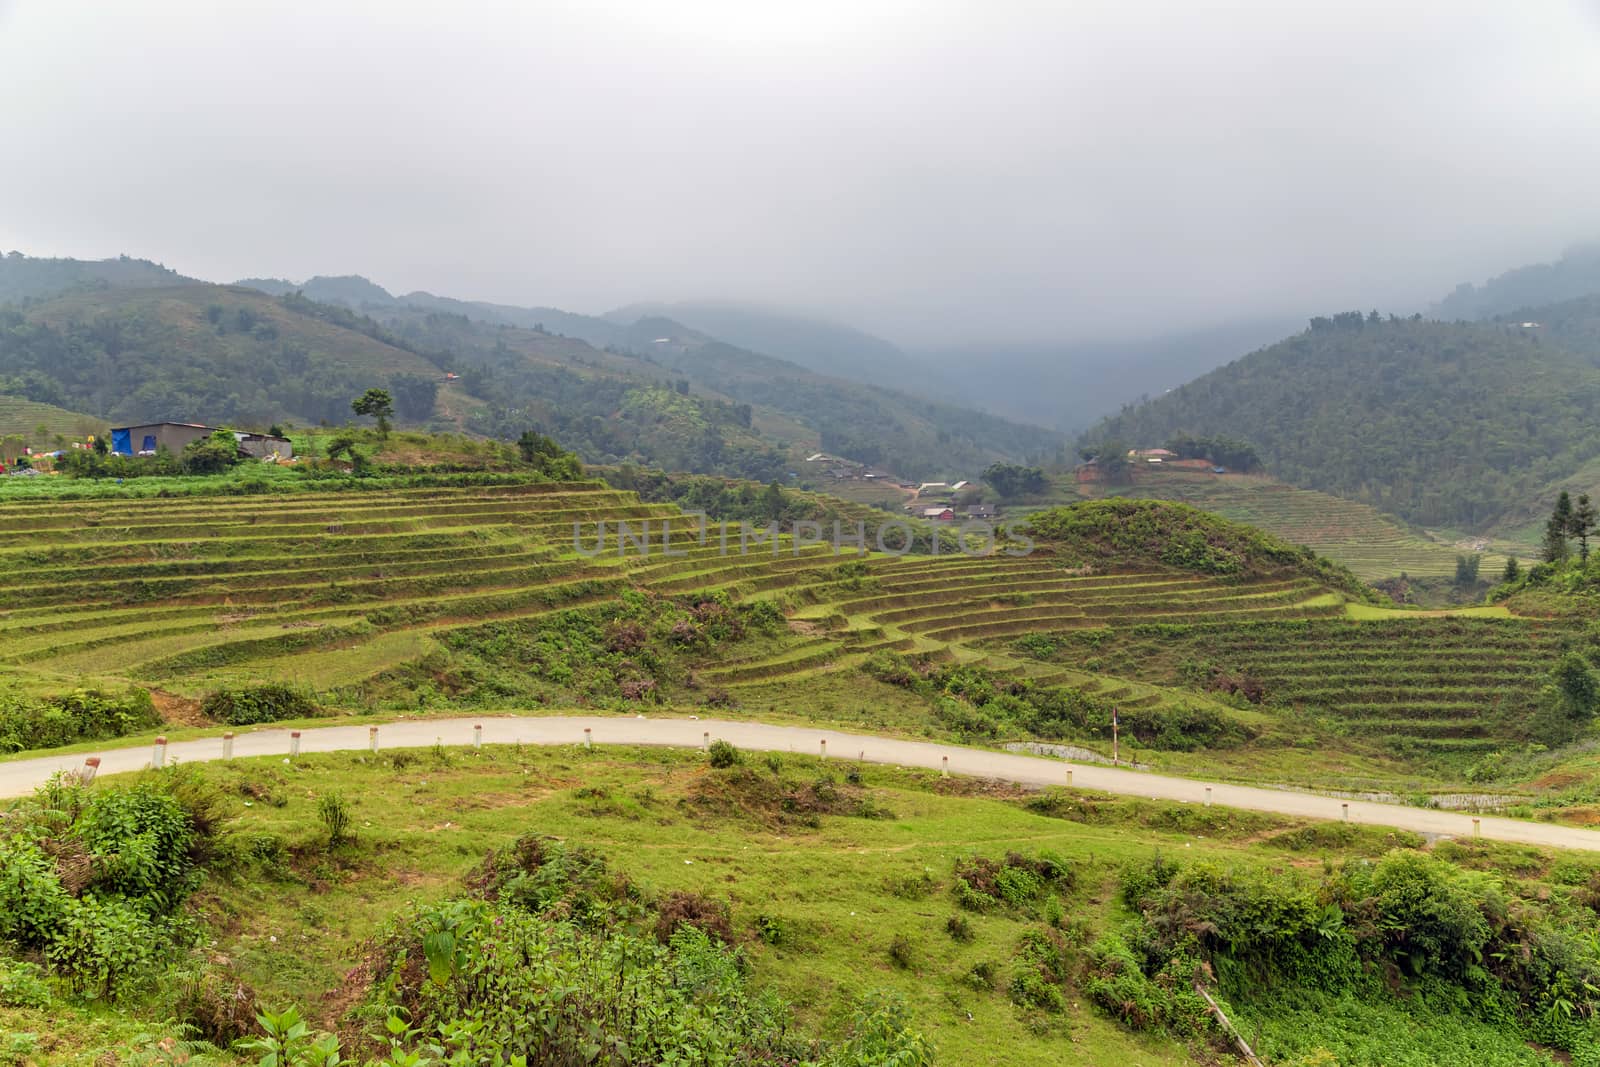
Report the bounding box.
[8,745,1594,1065]
[0,393,105,441]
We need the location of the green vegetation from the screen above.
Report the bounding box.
[10,450,1600,1061]
[1084,313,1600,528]
[8,749,1600,1065]
[0,684,160,753]
[1025,499,1367,594]
[1062,467,1523,582]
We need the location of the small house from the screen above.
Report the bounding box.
[110,422,293,459]
[965,504,996,520]
[1128,448,1177,460]
[920,506,956,521]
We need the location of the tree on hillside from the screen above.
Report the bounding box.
[1502,556,1521,583]
[1544,491,1574,563]
[1083,442,1132,486]
[388,374,439,422]
[1454,553,1481,587]
[180,429,242,475]
[1571,493,1597,563]
[516,429,582,480]
[351,388,394,440]
[982,463,1048,499]
[760,480,785,518]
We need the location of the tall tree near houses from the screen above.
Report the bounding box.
[1544,491,1574,564]
[351,388,394,441]
[1572,493,1598,563]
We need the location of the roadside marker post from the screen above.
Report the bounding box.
[82,756,100,783]
[152,736,167,769]
[290,730,301,757]
[369,726,378,752]
[222,732,234,759]
[474,724,483,749]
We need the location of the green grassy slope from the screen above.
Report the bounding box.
[9,746,1599,1065]
[1059,468,1526,580]
[0,394,105,439]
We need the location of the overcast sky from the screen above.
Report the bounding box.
[3,0,1599,346]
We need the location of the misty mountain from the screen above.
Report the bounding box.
[1081,311,1600,529]
[0,253,195,305]
[916,317,1304,432]
[1431,242,1600,321]
[603,301,932,393]
[232,269,1061,477]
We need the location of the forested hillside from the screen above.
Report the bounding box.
[1433,242,1600,321]
[237,271,1061,478]
[603,299,929,392]
[0,255,1058,481]
[1083,313,1600,528]
[0,251,194,304]
[0,285,447,427]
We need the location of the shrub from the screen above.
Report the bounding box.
[201,684,319,726]
[1009,928,1073,1013]
[825,992,935,1067]
[74,781,198,908]
[707,739,741,768]
[756,914,787,946]
[654,891,734,945]
[0,837,72,944]
[946,915,974,942]
[0,958,51,1010]
[0,686,161,753]
[171,966,259,1044]
[46,896,157,998]
[318,793,352,847]
[888,933,916,970]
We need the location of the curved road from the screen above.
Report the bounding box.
[5,715,1598,852]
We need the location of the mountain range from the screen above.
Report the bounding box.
[0,254,1060,481]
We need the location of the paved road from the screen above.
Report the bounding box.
[6,715,1599,852]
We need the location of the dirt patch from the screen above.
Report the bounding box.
[1532,771,1587,791]
[787,619,825,636]
[932,776,1032,800]
[150,688,209,727]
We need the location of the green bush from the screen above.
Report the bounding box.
[45,896,156,999]
[0,686,161,753]
[0,958,51,1010]
[0,837,71,944]
[708,739,741,768]
[318,793,352,847]
[200,684,319,725]
[0,774,210,1001]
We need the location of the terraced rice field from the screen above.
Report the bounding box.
[1,479,1562,767]
[0,481,1339,709]
[1068,617,1574,759]
[1069,472,1524,580]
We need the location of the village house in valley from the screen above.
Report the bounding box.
[110,422,294,459]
